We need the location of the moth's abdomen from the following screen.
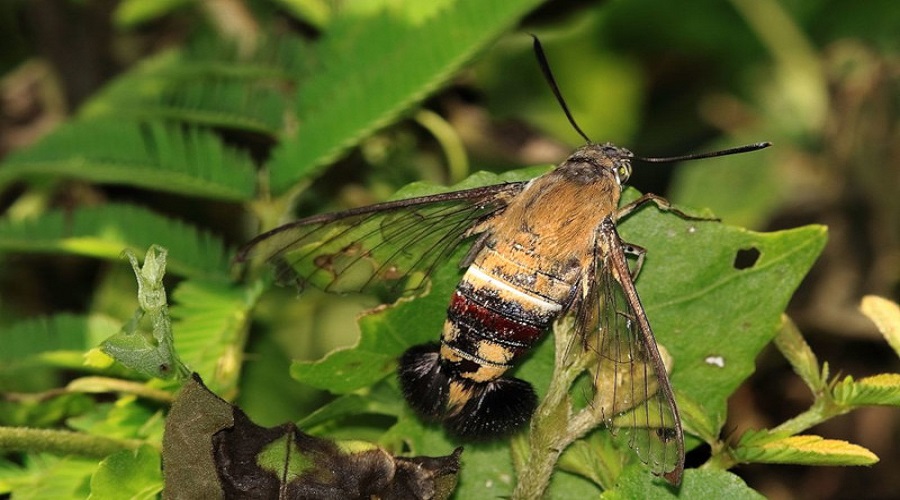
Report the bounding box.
[441,262,565,382]
[399,244,577,438]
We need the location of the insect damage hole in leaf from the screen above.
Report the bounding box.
[733,247,761,270]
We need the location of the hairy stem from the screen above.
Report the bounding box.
[0,426,148,458]
[512,320,597,499]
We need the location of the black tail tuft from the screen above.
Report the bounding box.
[444,377,537,439]
[398,343,449,419]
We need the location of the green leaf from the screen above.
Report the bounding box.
[618,206,827,428]
[556,431,624,491]
[0,454,98,499]
[600,467,763,500]
[170,279,263,395]
[297,382,405,431]
[0,203,232,281]
[67,398,165,443]
[0,313,119,400]
[773,315,824,392]
[88,445,162,500]
[673,390,723,446]
[832,374,900,407]
[0,120,257,201]
[0,313,118,369]
[79,34,308,135]
[268,0,546,193]
[736,432,879,466]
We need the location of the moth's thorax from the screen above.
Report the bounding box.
[487,146,625,267]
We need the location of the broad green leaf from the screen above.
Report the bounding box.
[600,467,763,500]
[736,432,878,466]
[620,206,826,425]
[0,203,232,281]
[87,445,162,500]
[545,470,603,499]
[0,120,257,201]
[268,0,546,193]
[556,431,625,491]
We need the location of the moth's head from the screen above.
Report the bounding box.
[603,143,634,186]
[568,142,633,187]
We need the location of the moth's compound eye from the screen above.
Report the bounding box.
[617,163,632,184]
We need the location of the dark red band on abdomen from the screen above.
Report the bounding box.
[444,291,547,361]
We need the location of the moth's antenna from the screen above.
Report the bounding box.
[636,142,773,163]
[531,35,592,144]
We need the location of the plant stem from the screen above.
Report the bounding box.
[512,320,595,499]
[0,426,148,458]
[772,399,850,436]
[512,374,571,499]
[704,440,738,471]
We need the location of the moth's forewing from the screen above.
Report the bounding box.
[574,217,684,483]
[236,183,527,299]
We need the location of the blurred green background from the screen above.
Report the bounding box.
[0,0,897,498]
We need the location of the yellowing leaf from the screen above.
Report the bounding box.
[860,295,900,358]
[737,434,878,466]
[835,374,900,407]
[774,315,823,392]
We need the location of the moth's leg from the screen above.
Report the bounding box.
[616,193,718,222]
[621,242,646,280]
[459,231,490,268]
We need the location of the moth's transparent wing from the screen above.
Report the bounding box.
[571,218,684,484]
[236,182,527,298]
